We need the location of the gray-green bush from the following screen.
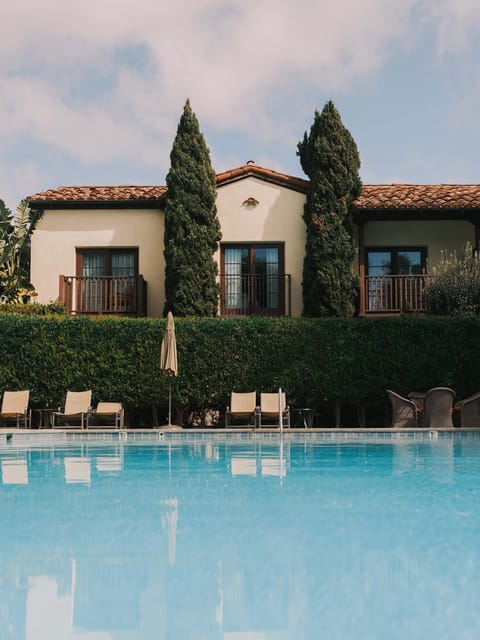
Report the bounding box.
[426,242,480,315]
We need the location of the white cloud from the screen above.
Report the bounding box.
[0,159,52,210]
[419,0,480,54]
[1,0,480,208]
[1,1,416,150]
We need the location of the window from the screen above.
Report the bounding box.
[76,249,138,313]
[220,244,285,316]
[365,247,427,312]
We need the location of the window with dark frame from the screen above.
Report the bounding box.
[365,246,427,312]
[220,243,285,316]
[76,248,138,313]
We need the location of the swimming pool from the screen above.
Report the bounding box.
[1,430,480,639]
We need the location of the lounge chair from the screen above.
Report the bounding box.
[89,402,124,429]
[453,391,480,427]
[225,392,257,427]
[422,387,455,428]
[257,392,290,429]
[386,390,420,428]
[52,390,92,429]
[0,390,31,428]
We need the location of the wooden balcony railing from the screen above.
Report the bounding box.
[59,275,147,316]
[363,274,434,314]
[219,273,291,316]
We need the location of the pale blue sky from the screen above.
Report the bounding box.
[2,0,480,211]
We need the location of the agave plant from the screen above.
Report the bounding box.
[0,199,36,303]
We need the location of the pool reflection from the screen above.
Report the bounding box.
[0,436,478,639]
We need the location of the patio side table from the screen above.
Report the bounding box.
[33,409,55,428]
[292,408,314,428]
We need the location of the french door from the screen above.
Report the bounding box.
[366,247,426,312]
[76,249,137,313]
[221,244,284,316]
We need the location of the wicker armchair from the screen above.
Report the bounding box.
[453,391,480,427]
[422,387,455,428]
[386,390,420,428]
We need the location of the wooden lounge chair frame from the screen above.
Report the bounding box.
[0,390,31,429]
[257,392,290,429]
[225,392,257,427]
[52,390,92,429]
[89,402,124,429]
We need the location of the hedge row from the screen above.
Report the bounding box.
[0,314,478,426]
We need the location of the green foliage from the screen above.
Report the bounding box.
[297,101,362,317]
[0,302,68,315]
[0,199,36,303]
[163,99,222,316]
[425,242,480,315]
[0,314,478,426]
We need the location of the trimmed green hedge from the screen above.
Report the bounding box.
[0,302,68,315]
[0,314,478,426]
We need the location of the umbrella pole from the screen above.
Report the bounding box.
[168,378,172,426]
[279,387,283,432]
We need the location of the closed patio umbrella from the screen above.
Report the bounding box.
[160,311,178,426]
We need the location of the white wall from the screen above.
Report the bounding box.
[216,177,306,317]
[363,220,475,269]
[30,208,165,317]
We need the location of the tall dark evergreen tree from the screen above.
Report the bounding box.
[297,101,362,317]
[163,100,221,316]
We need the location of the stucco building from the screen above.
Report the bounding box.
[27,163,480,317]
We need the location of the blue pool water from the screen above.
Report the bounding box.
[1,430,480,639]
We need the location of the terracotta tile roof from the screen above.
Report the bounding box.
[216,163,309,193]
[27,164,309,207]
[28,185,167,205]
[354,184,480,210]
[27,167,480,212]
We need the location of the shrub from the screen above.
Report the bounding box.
[425,242,480,315]
[0,314,478,426]
[0,302,68,315]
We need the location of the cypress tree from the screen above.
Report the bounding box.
[163,100,221,316]
[297,101,362,317]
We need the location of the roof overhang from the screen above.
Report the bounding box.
[216,164,308,194]
[27,198,165,212]
[352,208,480,224]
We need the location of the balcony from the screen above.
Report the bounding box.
[59,275,147,316]
[362,274,434,315]
[219,273,291,316]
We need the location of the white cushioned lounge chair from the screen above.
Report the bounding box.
[257,392,290,429]
[52,390,92,429]
[225,392,257,427]
[89,402,124,429]
[0,390,31,428]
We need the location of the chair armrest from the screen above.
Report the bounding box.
[455,392,480,409]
